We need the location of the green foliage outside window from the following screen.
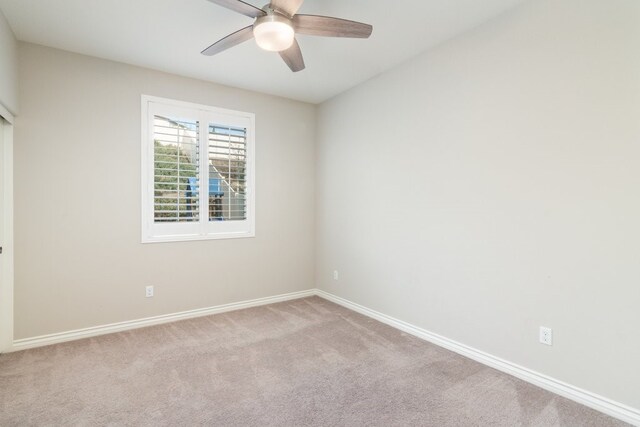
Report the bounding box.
[154,140,198,221]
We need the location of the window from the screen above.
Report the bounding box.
[141,95,255,242]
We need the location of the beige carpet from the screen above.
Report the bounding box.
[0,296,628,426]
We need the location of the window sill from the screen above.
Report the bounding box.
[141,231,255,244]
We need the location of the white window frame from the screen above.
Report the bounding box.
[141,95,255,243]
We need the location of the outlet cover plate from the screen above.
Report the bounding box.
[539,326,552,346]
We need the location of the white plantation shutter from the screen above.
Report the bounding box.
[153,116,200,223]
[142,96,255,242]
[208,124,247,221]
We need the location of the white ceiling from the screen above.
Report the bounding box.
[0,0,526,104]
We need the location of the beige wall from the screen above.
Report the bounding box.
[316,0,640,410]
[0,9,17,114]
[15,43,316,339]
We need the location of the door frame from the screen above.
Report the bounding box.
[0,103,14,353]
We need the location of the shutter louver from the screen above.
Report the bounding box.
[153,116,200,223]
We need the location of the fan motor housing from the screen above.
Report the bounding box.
[253,12,293,30]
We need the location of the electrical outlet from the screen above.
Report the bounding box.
[333,270,339,281]
[145,285,154,298]
[539,326,552,346]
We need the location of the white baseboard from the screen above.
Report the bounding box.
[8,287,639,425]
[11,289,315,352]
[314,289,640,426]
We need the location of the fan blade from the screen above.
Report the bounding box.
[206,0,266,18]
[293,15,373,38]
[279,39,305,72]
[269,0,304,17]
[201,26,254,56]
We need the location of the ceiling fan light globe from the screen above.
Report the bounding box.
[253,19,294,52]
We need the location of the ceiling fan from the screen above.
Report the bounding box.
[201,0,373,72]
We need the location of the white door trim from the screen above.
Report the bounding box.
[0,115,14,353]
